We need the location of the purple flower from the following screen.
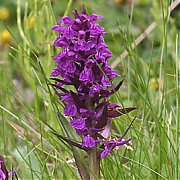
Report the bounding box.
[51,6,136,159]
[79,67,94,83]
[100,139,131,159]
[0,155,17,180]
[0,169,6,180]
[82,135,96,148]
[89,84,102,97]
[64,104,77,117]
[101,76,111,87]
[51,69,60,77]
[70,117,85,129]
[57,16,73,25]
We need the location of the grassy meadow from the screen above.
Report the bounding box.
[0,0,179,179]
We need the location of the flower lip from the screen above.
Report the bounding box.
[70,117,86,129]
[90,14,104,21]
[57,16,73,25]
[82,135,96,148]
[100,138,131,159]
[64,104,77,117]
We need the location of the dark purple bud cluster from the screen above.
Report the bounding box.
[51,7,135,158]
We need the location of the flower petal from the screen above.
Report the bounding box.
[82,135,95,148]
[64,104,77,117]
[101,118,112,138]
[100,149,110,159]
[70,118,85,129]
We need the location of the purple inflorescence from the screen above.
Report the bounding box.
[51,6,132,158]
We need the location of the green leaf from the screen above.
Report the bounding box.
[57,112,90,180]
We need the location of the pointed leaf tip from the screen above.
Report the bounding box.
[119,116,137,140]
[51,83,69,93]
[108,106,137,118]
[115,80,124,92]
[82,4,87,14]
[73,9,79,18]
[50,131,86,151]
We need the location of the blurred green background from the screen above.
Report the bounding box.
[0,0,179,179]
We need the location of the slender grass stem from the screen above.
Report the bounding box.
[64,0,74,16]
[175,34,179,180]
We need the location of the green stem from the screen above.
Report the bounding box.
[64,0,73,16]
[88,149,100,180]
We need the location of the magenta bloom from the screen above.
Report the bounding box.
[0,155,17,180]
[51,6,135,158]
